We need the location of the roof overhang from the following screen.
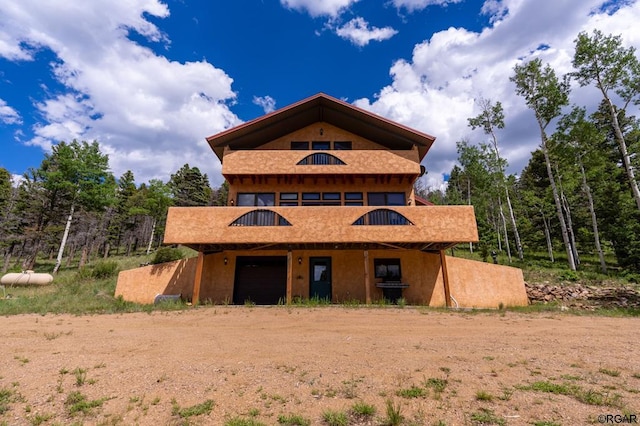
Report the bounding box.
[206,93,436,161]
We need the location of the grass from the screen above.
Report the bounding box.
[469,408,505,425]
[277,413,310,425]
[396,385,426,399]
[475,390,494,401]
[382,399,403,426]
[171,398,214,419]
[350,401,376,418]
[225,418,266,426]
[518,380,623,407]
[599,368,621,377]
[321,409,348,426]
[64,391,108,416]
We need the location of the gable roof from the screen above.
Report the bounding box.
[206,93,436,161]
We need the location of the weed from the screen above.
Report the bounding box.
[483,356,495,361]
[225,417,266,426]
[64,391,108,415]
[475,390,494,401]
[277,413,310,425]
[0,387,18,415]
[29,413,53,426]
[519,381,623,407]
[73,368,87,386]
[350,401,376,418]
[382,399,403,426]
[14,356,29,365]
[599,368,621,377]
[424,377,448,393]
[469,408,505,425]
[248,408,260,417]
[439,367,451,375]
[396,385,426,398]
[633,373,640,379]
[497,388,513,401]
[44,331,63,340]
[172,398,214,418]
[322,409,348,426]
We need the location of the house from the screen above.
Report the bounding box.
[115,93,527,308]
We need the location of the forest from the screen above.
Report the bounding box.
[1,29,640,278]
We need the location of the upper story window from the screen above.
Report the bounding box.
[237,193,275,207]
[291,141,309,150]
[311,141,330,150]
[301,192,341,206]
[334,141,352,150]
[368,192,406,206]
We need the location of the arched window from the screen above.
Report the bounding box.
[352,209,413,226]
[230,210,292,226]
[297,153,346,165]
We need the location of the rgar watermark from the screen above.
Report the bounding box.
[598,414,638,424]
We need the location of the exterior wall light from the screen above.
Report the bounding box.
[319,128,324,135]
[224,257,228,265]
[298,257,302,265]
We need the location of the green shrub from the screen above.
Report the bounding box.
[91,261,119,279]
[151,247,184,264]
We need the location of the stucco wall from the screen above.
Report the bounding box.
[445,256,528,308]
[258,122,389,150]
[114,258,197,304]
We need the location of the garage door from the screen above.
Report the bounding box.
[233,256,287,305]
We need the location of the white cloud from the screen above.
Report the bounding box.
[392,0,462,13]
[336,17,398,46]
[355,0,640,190]
[253,95,277,114]
[0,98,21,124]
[0,0,240,185]
[280,0,359,18]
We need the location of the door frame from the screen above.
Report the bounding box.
[309,256,332,301]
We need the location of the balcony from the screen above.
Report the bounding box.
[164,205,479,252]
[221,149,421,177]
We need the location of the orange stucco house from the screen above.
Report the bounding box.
[115,93,527,308]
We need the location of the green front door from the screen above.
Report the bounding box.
[309,257,331,301]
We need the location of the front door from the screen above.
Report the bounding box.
[309,257,331,301]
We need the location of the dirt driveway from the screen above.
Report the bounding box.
[1,306,639,425]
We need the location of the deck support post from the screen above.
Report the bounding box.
[286,251,293,304]
[193,249,204,305]
[439,250,451,308]
[364,250,371,304]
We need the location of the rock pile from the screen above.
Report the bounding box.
[525,282,640,309]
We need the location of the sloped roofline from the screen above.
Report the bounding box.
[205,93,436,161]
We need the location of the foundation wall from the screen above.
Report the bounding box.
[445,256,528,308]
[114,252,527,308]
[114,258,197,304]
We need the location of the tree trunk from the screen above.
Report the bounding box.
[66,243,76,267]
[605,98,640,212]
[467,179,473,253]
[53,203,75,274]
[2,243,14,273]
[78,245,88,270]
[505,187,523,260]
[146,218,156,255]
[498,198,512,263]
[541,210,554,263]
[579,160,607,274]
[103,242,110,259]
[540,128,576,270]
[561,192,580,266]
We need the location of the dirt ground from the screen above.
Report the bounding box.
[1,306,639,426]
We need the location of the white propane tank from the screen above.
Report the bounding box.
[0,270,54,286]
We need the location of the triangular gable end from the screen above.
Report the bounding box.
[205,93,436,161]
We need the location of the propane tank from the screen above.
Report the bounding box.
[0,270,54,286]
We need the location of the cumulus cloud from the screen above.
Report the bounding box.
[355,0,640,190]
[0,0,240,184]
[336,17,398,46]
[253,95,277,114]
[392,0,462,13]
[0,99,21,124]
[280,0,359,18]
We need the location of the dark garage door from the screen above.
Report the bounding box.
[233,256,287,305]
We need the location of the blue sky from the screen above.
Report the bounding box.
[1,0,639,189]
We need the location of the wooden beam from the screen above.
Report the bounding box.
[364,250,371,304]
[286,251,293,304]
[193,250,205,305]
[439,250,451,308]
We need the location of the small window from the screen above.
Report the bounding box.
[291,141,309,150]
[334,141,352,150]
[279,202,298,206]
[302,193,320,200]
[237,193,275,207]
[280,193,298,200]
[312,141,330,150]
[345,192,363,200]
[345,202,363,206]
[230,210,292,226]
[368,192,406,206]
[323,193,340,200]
[374,259,401,281]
